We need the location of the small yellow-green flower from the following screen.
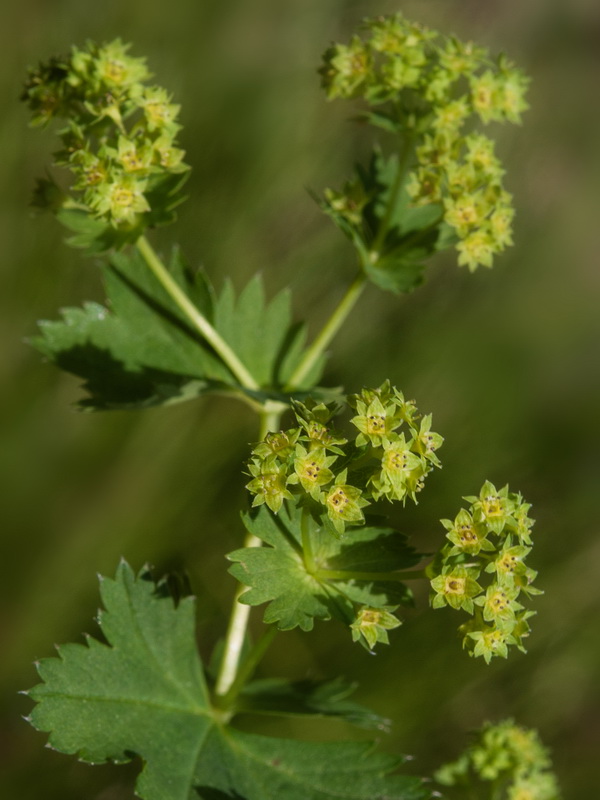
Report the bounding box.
[470,70,504,123]
[253,430,299,461]
[456,230,497,271]
[246,460,293,513]
[319,37,371,99]
[350,394,399,447]
[476,582,522,626]
[467,481,516,534]
[443,509,493,556]
[90,175,150,225]
[375,435,423,501]
[350,606,401,650]
[412,414,444,466]
[93,39,150,91]
[141,87,181,132]
[486,542,531,579]
[431,566,482,613]
[469,624,511,663]
[288,446,336,499]
[322,471,369,534]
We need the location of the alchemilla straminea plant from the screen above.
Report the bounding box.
[20,13,562,800]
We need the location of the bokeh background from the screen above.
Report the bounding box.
[2,0,599,797]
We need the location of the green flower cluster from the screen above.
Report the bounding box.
[319,13,529,271]
[435,719,562,799]
[22,40,188,232]
[430,482,541,663]
[246,382,443,534]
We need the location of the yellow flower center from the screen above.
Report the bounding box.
[366,414,386,434]
[328,488,349,513]
[445,577,466,595]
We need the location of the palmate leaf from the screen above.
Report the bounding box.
[227,504,421,632]
[27,562,430,800]
[30,247,325,410]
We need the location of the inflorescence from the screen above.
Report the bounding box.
[246,381,443,535]
[319,13,529,271]
[22,40,189,235]
[429,481,541,663]
[436,719,562,799]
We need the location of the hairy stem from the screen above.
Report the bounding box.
[214,405,284,697]
[284,271,366,391]
[136,235,260,390]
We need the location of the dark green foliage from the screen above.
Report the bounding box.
[320,151,450,294]
[238,676,391,731]
[227,504,420,632]
[27,563,430,800]
[30,248,324,409]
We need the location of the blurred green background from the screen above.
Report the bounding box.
[2,0,599,797]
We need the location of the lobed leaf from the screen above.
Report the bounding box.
[30,247,325,409]
[227,504,421,632]
[27,562,430,800]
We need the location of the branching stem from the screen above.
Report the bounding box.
[136,235,260,391]
[283,271,366,391]
[212,141,421,696]
[214,405,284,697]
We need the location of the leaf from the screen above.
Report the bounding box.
[31,247,325,410]
[227,504,421,632]
[27,562,430,800]
[320,150,449,295]
[238,676,391,732]
[212,274,325,390]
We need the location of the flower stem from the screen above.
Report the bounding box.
[284,271,366,391]
[136,235,260,391]
[214,405,284,698]
[301,507,316,574]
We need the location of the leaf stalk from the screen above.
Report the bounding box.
[136,235,260,391]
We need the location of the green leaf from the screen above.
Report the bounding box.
[321,150,449,295]
[27,562,429,800]
[227,504,420,632]
[213,274,325,390]
[30,247,325,410]
[238,676,391,732]
[31,247,229,409]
